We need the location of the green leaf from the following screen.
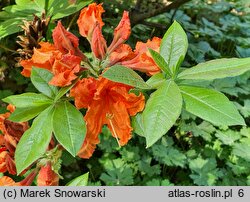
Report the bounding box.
[146,73,165,89]
[131,113,144,136]
[15,107,53,174]
[189,157,223,185]
[180,86,245,126]
[67,173,89,186]
[138,157,161,177]
[160,21,188,74]
[48,0,92,20]
[233,142,250,162]
[215,130,241,145]
[142,80,182,147]
[102,65,151,89]
[178,58,250,80]
[236,100,250,118]
[8,105,50,122]
[2,93,52,108]
[148,49,172,77]
[31,67,58,98]
[100,158,134,185]
[151,144,186,167]
[53,101,86,156]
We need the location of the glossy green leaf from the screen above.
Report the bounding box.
[160,21,188,74]
[180,86,245,126]
[31,67,58,98]
[67,173,89,186]
[102,65,151,89]
[2,93,52,108]
[8,105,50,122]
[146,73,165,89]
[15,107,53,174]
[53,101,86,156]
[143,80,182,147]
[148,48,172,77]
[178,58,250,80]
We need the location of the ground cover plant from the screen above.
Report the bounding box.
[0,0,249,186]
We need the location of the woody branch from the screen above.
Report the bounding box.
[130,0,191,26]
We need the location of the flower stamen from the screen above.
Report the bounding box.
[106,113,121,148]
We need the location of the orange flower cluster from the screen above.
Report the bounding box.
[0,105,29,175]
[77,3,161,75]
[19,3,162,80]
[17,3,163,160]
[20,21,85,87]
[70,77,145,158]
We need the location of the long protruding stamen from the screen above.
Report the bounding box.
[106,113,121,148]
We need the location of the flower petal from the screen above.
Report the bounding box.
[108,44,135,66]
[77,3,105,40]
[49,53,81,87]
[106,102,132,146]
[70,78,97,109]
[52,21,83,58]
[91,23,107,60]
[0,150,7,173]
[121,37,162,75]
[37,163,59,186]
[0,176,16,186]
[78,100,105,158]
[20,42,56,77]
[108,11,131,53]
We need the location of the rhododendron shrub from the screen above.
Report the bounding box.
[1,3,250,186]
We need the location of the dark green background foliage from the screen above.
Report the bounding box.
[1,0,250,185]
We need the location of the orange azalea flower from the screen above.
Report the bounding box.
[49,51,82,87]
[52,21,84,58]
[37,163,59,186]
[108,44,135,66]
[20,22,84,87]
[0,170,37,186]
[77,3,105,40]
[70,77,145,158]
[91,23,107,60]
[108,11,131,54]
[0,105,29,175]
[121,37,162,75]
[20,42,57,77]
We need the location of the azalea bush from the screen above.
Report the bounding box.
[0,0,250,186]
